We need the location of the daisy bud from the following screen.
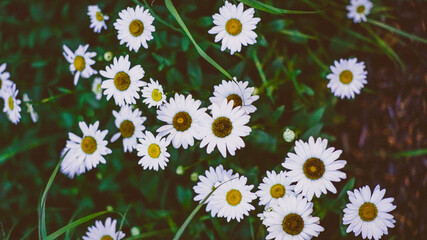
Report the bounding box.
[176,165,185,175]
[190,172,199,182]
[283,128,295,142]
[104,51,113,61]
[106,205,114,211]
[131,226,141,236]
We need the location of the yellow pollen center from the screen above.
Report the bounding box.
[81,136,97,154]
[212,117,233,138]
[303,158,325,180]
[100,235,113,240]
[152,89,162,102]
[226,189,242,206]
[96,11,104,21]
[357,5,366,14]
[0,79,2,89]
[119,120,135,138]
[359,202,378,222]
[129,20,144,37]
[226,94,243,108]
[8,96,14,110]
[114,71,131,91]
[270,184,286,199]
[282,213,304,235]
[96,84,101,92]
[339,70,353,84]
[172,112,192,132]
[74,56,85,72]
[148,143,161,158]
[225,18,243,36]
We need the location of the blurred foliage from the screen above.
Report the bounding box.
[0,0,426,239]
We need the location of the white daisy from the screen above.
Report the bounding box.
[326,58,368,99]
[209,78,259,114]
[200,99,251,158]
[282,136,347,201]
[141,78,167,108]
[114,5,155,52]
[60,121,112,179]
[2,83,21,124]
[343,185,396,240]
[256,170,295,208]
[100,55,146,106]
[62,44,97,86]
[0,63,13,98]
[92,77,103,100]
[82,217,125,240]
[111,105,146,153]
[257,206,273,224]
[136,131,170,171]
[346,0,373,23]
[156,93,209,149]
[264,195,324,239]
[209,175,256,222]
[88,5,109,33]
[22,93,38,123]
[208,1,260,55]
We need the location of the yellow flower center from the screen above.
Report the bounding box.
[270,184,286,199]
[282,213,304,235]
[152,89,162,102]
[119,120,135,138]
[114,71,131,91]
[81,136,97,154]
[8,96,14,110]
[129,20,144,37]
[359,202,378,222]
[226,94,243,108]
[303,158,325,180]
[74,56,85,72]
[0,78,2,89]
[100,235,113,240]
[225,18,242,36]
[357,5,365,14]
[96,83,101,92]
[148,143,161,158]
[172,111,192,132]
[96,11,104,21]
[339,70,353,84]
[212,117,233,138]
[226,189,242,206]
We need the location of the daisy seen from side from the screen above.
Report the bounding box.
[62,44,97,86]
[141,78,166,108]
[347,0,373,23]
[92,77,103,100]
[2,83,21,124]
[82,217,125,240]
[22,93,38,123]
[136,131,170,171]
[256,170,295,208]
[0,63,12,98]
[111,105,146,153]
[88,5,109,33]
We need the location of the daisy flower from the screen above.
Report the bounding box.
[346,0,373,23]
[200,99,251,158]
[156,93,209,149]
[92,77,103,100]
[60,121,112,178]
[256,170,295,208]
[111,105,146,153]
[326,58,368,99]
[264,195,324,239]
[136,131,170,171]
[2,83,21,124]
[100,55,146,106]
[22,93,38,123]
[209,175,256,222]
[114,5,155,52]
[208,1,260,55]
[141,78,167,108]
[62,44,97,86]
[209,78,259,114]
[343,185,396,240]
[282,136,347,201]
[0,63,13,98]
[82,217,125,240]
[87,5,109,33]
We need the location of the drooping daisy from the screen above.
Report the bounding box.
[92,77,103,100]
[156,93,209,149]
[22,93,38,123]
[256,170,295,208]
[0,63,13,98]
[2,83,21,124]
[209,78,259,114]
[326,58,368,99]
[87,5,109,33]
[114,5,155,52]
[200,99,251,158]
[264,195,324,239]
[141,78,166,108]
[282,136,347,201]
[62,44,97,86]
[82,217,125,240]
[343,185,396,240]
[208,1,261,55]
[100,55,146,106]
[111,105,146,153]
[60,121,112,178]
[209,175,256,222]
[136,131,170,171]
[346,0,373,23]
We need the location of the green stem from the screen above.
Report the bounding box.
[367,19,427,44]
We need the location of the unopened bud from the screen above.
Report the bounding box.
[283,128,295,142]
[176,165,185,175]
[190,172,199,182]
[131,226,141,236]
[104,51,113,61]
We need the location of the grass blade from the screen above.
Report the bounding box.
[237,0,320,14]
[368,19,427,44]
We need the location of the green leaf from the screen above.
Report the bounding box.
[307,106,326,126]
[237,0,320,15]
[392,148,427,158]
[368,19,427,44]
[337,178,355,201]
[301,123,323,139]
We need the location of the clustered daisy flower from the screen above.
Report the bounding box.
[91,77,103,100]
[256,170,295,208]
[141,78,167,108]
[82,217,125,240]
[87,5,109,33]
[111,105,146,152]
[136,131,170,171]
[347,0,373,23]
[22,93,38,123]
[62,44,97,86]
[2,83,21,124]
